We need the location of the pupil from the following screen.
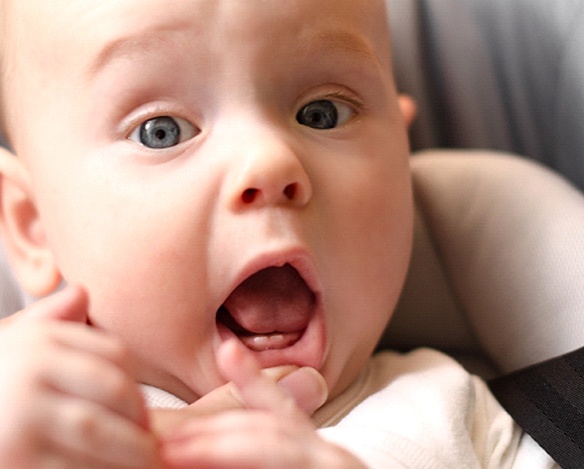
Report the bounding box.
[310,114,323,125]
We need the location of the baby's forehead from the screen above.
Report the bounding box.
[14,1,390,71]
[9,0,390,42]
[3,0,393,105]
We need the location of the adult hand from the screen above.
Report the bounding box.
[152,362,327,433]
[162,340,365,468]
[0,285,162,468]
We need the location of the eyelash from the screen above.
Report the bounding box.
[124,103,186,128]
[318,91,365,112]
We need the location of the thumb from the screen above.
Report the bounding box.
[6,284,89,324]
[276,366,327,415]
[217,339,328,417]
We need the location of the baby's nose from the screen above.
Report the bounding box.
[240,182,299,205]
[227,130,312,211]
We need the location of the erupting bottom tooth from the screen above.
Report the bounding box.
[240,332,303,352]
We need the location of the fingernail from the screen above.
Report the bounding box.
[277,367,328,414]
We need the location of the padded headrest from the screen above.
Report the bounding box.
[0,241,25,318]
[383,150,584,373]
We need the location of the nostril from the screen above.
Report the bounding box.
[242,188,259,204]
[284,184,297,200]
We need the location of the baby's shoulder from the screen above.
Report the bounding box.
[367,347,477,396]
[319,349,520,468]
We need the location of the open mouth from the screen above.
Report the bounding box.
[216,264,317,352]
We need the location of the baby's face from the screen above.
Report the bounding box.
[6,0,412,402]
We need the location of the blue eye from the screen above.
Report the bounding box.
[129,116,198,149]
[296,99,354,129]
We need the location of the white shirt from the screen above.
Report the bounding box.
[143,348,557,468]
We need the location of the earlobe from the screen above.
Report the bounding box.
[398,95,417,129]
[0,146,62,297]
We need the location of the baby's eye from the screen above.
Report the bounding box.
[296,99,354,130]
[129,116,198,149]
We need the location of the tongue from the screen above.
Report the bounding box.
[222,264,315,350]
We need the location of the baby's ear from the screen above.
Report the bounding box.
[0,146,61,297]
[398,94,417,129]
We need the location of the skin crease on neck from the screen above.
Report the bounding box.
[0,0,413,404]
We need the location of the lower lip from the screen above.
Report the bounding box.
[216,302,327,371]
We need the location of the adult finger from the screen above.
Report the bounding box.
[216,339,327,417]
[39,345,149,428]
[36,392,162,469]
[152,365,300,434]
[277,366,327,415]
[153,371,326,438]
[163,411,320,469]
[5,284,89,324]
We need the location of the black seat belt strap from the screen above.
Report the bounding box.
[489,346,584,469]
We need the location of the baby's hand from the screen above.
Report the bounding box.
[0,286,162,469]
[162,340,366,468]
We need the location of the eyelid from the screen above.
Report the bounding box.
[297,88,366,122]
[319,91,365,112]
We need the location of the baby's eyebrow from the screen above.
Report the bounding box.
[85,25,187,80]
[302,29,388,78]
[313,30,379,63]
[85,27,383,80]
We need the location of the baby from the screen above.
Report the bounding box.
[0,0,557,467]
